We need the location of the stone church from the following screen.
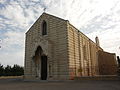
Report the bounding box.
[24,13,117,80]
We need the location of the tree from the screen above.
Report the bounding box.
[11,64,24,76]
[117,56,120,76]
[0,64,24,76]
[4,65,12,76]
[0,64,4,76]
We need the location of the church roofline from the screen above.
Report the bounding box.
[25,12,103,50]
[43,13,102,50]
[25,12,68,34]
[43,12,68,22]
[68,22,103,50]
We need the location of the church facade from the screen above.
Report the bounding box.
[24,13,117,80]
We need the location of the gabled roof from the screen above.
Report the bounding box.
[25,12,103,50]
[26,12,68,34]
[42,12,67,21]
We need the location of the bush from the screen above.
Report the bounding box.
[0,64,24,76]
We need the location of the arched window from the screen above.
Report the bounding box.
[42,20,47,35]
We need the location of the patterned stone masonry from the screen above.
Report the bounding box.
[24,13,117,80]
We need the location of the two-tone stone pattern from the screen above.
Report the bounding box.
[24,13,117,80]
[24,13,69,80]
[67,23,103,79]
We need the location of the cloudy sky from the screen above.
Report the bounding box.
[0,0,120,66]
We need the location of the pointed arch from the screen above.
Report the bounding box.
[33,46,48,80]
[35,46,43,55]
[42,20,47,35]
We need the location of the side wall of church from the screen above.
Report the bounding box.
[98,51,117,75]
[67,23,102,79]
[24,13,69,80]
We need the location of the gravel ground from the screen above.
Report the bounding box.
[0,78,120,90]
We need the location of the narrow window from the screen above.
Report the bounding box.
[42,21,47,35]
[83,45,86,60]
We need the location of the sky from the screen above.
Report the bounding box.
[0,0,120,66]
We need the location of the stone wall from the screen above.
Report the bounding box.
[24,13,117,80]
[98,51,117,75]
[24,13,69,80]
[67,23,103,79]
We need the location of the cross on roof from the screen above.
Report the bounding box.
[43,7,46,12]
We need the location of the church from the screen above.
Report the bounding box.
[24,13,117,80]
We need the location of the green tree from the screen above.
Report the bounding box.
[4,65,12,76]
[11,64,24,76]
[0,64,24,76]
[0,64,4,76]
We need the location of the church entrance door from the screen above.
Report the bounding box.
[41,55,47,80]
